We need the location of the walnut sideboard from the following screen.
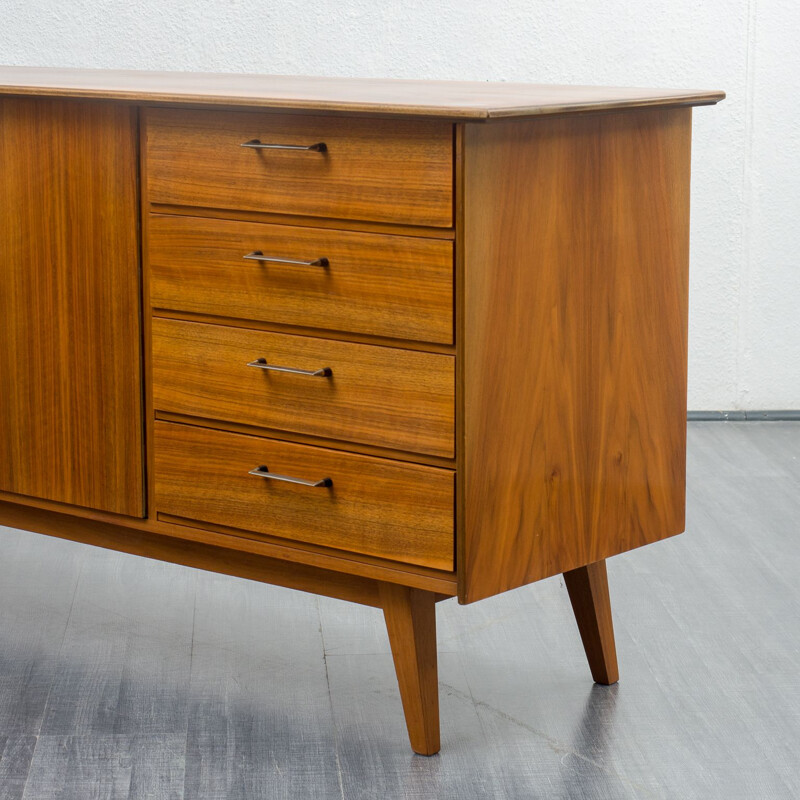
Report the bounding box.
[0,67,724,755]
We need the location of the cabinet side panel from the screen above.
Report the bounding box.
[0,98,144,516]
[461,108,691,602]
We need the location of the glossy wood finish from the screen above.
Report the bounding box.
[0,66,725,118]
[380,583,440,756]
[0,72,721,757]
[150,205,456,240]
[460,108,693,602]
[153,421,455,570]
[145,108,453,227]
[563,560,619,685]
[148,213,454,344]
[152,318,455,457]
[3,422,798,797]
[0,490,458,595]
[0,499,382,607]
[156,411,456,469]
[0,97,144,516]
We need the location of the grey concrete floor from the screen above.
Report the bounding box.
[0,421,798,799]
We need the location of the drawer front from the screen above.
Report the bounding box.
[152,318,455,458]
[145,109,453,227]
[154,421,455,570]
[148,214,453,344]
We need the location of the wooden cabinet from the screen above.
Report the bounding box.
[145,108,454,226]
[148,214,454,343]
[153,421,455,570]
[0,67,724,756]
[0,98,144,516]
[151,318,455,457]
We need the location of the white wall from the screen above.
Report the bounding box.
[2,0,798,409]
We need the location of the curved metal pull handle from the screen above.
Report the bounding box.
[249,465,332,488]
[243,251,329,267]
[247,358,332,378]
[241,139,327,152]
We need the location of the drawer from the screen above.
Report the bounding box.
[153,421,455,570]
[152,318,455,458]
[145,109,453,227]
[148,214,453,344]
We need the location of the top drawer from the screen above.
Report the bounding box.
[144,109,453,227]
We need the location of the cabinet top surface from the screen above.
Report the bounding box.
[0,66,724,119]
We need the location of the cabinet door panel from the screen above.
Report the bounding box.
[0,98,144,516]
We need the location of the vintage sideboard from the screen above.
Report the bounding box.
[0,67,723,754]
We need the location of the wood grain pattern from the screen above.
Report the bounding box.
[380,583,440,755]
[153,421,455,570]
[0,491,458,595]
[3,422,799,792]
[155,411,456,469]
[563,560,619,685]
[144,108,453,227]
[0,97,144,516]
[148,213,454,344]
[151,310,455,358]
[0,498,383,607]
[139,104,159,527]
[151,318,454,458]
[460,108,692,603]
[149,204,455,240]
[0,66,725,119]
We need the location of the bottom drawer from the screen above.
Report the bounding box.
[153,421,455,571]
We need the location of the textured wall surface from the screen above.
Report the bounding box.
[1,0,797,409]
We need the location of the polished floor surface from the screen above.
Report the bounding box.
[0,421,798,799]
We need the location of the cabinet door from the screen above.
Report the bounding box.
[0,98,144,516]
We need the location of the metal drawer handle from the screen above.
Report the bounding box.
[249,465,332,488]
[243,251,329,267]
[247,357,332,378]
[241,139,327,152]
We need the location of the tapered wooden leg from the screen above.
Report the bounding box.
[563,559,619,685]
[380,583,440,755]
